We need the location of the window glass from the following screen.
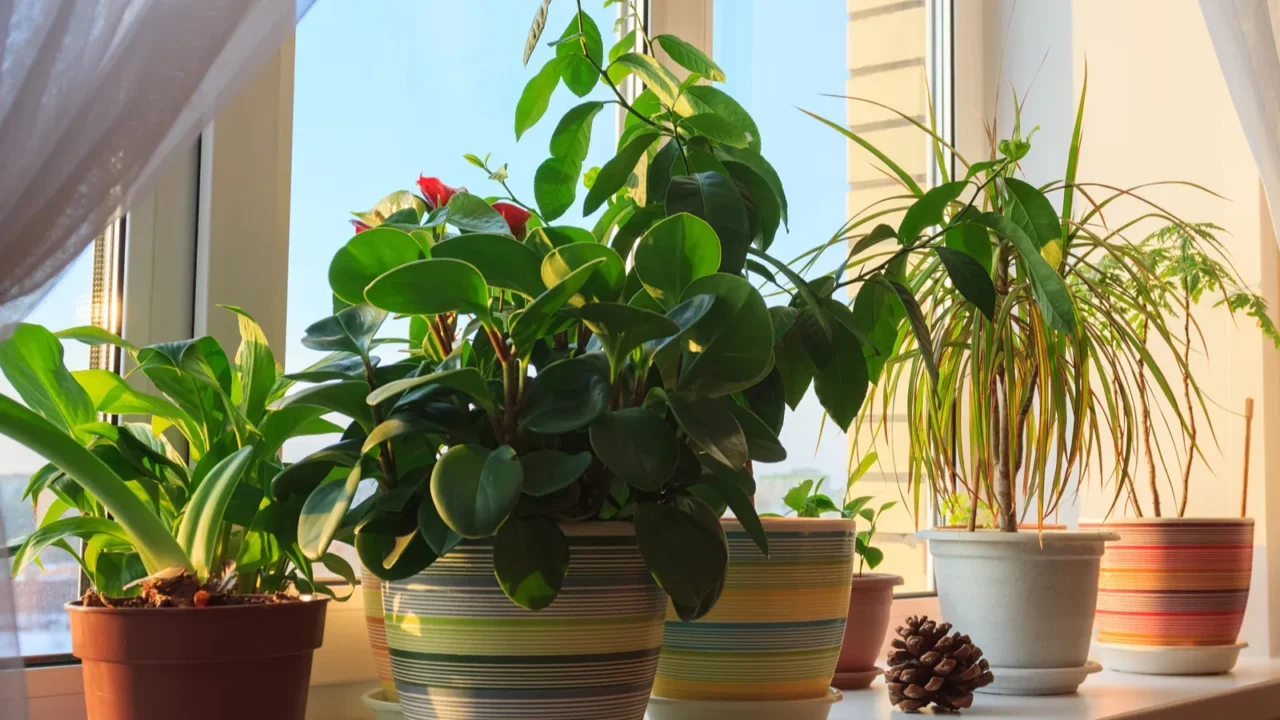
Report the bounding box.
[1,248,97,657]
[715,1,934,592]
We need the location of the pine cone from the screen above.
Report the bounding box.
[884,615,994,713]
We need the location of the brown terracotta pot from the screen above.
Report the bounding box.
[68,597,328,720]
[832,573,902,689]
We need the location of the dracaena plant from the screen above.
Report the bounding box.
[0,310,350,602]
[806,82,1275,532]
[285,4,882,620]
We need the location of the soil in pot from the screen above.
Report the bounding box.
[654,517,856,702]
[1081,518,1253,674]
[833,573,903,689]
[69,585,328,720]
[381,523,665,720]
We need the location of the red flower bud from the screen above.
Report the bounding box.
[351,219,372,234]
[492,202,531,240]
[416,176,463,210]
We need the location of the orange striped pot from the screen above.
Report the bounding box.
[362,569,398,702]
[1080,518,1253,647]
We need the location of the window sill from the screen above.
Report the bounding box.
[833,657,1280,719]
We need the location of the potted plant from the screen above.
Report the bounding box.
[0,312,348,720]
[802,82,1255,693]
[764,460,904,692]
[1079,222,1278,674]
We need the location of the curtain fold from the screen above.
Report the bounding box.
[1200,0,1280,240]
[0,0,314,339]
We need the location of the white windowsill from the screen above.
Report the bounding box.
[831,657,1280,719]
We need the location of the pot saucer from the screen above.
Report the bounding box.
[976,661,1102,695]
[832,667,883,689]
[361,688,403,720]
[647,687,843,720]
[1094,641,1247,675]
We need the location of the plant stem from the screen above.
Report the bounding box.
[577,0,660,130]
[993,247,1016,532]
[1177,287,1195,518]
[1138,322,1160,517]
[363,360,398,489]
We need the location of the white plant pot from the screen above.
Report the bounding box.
[917,529,1118,695]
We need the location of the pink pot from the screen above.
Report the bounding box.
[1080,518,1253,647]
[833,573,902,689]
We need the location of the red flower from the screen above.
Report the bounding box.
[351,219,372,234]
[416,176,463,209]
[492,202,531,240]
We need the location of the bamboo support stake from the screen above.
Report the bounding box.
[1240,397,1255,519]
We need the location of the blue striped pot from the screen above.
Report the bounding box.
[381,522,666,719]
[654,517,856,701]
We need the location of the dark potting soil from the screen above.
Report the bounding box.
[81,573,298,609]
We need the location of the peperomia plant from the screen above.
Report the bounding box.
[285,3,888,620]
[776,454,895,575]
[0,311,350,603]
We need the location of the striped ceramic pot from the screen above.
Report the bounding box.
[381,522,666,719]
[653,517,855,701]
[362,569,398,702]
[1081,518,1254,647]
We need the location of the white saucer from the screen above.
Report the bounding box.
[647,687,844,720]
[976,661,1102,695]
[1094,641,1247,675]
[361,688,403,720]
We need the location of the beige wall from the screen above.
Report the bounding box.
[956,0,1280,655]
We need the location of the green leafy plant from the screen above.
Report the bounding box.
[286,3,882,621]
[0,311,351,602]
[777,453,895,574]
[804,82,1277,532]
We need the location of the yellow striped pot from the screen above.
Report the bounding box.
[361,569,398,702]
[381,523,666,719]
[1080,518,1254,647]
[654,517,855,701]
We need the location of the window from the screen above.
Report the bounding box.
[2,223,123,660]
[711,0,941,593]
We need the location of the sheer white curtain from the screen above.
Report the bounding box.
[1200,0,1280,241]
[0,0,315,339]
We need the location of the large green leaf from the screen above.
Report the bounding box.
[610,53,682,106]
[519,450,591,496]
[365,366,495,413]
[590,408,680,491]
[654,34,725,81]
[0,396,190,574]
[10,516,133,576]
[356,526,437,581]
[726,402,786,463]
[72,369,190,423]
[897,181,967,244]
[635,501,728,620]
[634,213,721,309]
[812,321,869,432]
[519,353,611,433]
[54,325,137,352]
[743,367,785,435]
[431,444,524,538]
[935,247,996,320]
[301,304,387,361]
[680,114,751,148]
[534,156,581,223]
[0,324,95,437]
[328,227,422,306]
[583,130,659,215]
[667,393,748,470]
[516,56,566,140]
[679,86,761,153]
[554,11,603,97]
[446,192,512,235]
[641,293,716,359]
[1005,177,1062,248]
[511,258,606,358]
[716,146,785,228]
[269,380,374,429]
[540,243,625,304]
[700,469,769,556]
[222,306,276,424]
[176,446,253,579]
[365,259,490,317]
[666,171,750,275]
[575,302,679,377]
[493,515,568,610]
[676,274,773,397]
[944,221,993,273]
[551,101,605,161]
[773,329,814,411]
[299,461,369,561]
[417,498,462,558]
[432,234,546,299]
[851,279,905,384]
[969,213,1077,334]
[725,160,781,250]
